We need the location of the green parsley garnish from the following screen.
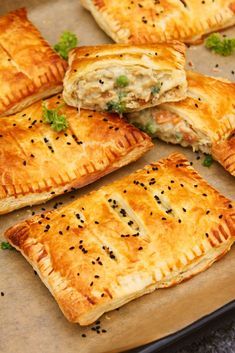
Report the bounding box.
[42,102,68,132]
[1,241,14,250]
[107,100,126,115]
[115,75,129,88]
[54,31,78,60]
[205,33,235,56]
[151,83,161,95]
[202,154,213,167]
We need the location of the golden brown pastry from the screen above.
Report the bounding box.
[212,132,235,176]
[63,43,187,113]
[128,71,235,176]
[0,8,67,117]
[5,153,235,325]
[81,0,235,44]
[0,95,152,214]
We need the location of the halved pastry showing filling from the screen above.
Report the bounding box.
[63,43,187,114]
[128,71,235,176]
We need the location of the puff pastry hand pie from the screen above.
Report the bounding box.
[0,8,67,117]
[63,43,187,113]
[128,71,235,176]
[0,95,152,214]
[5,153,235,325]
[81,0,235,44]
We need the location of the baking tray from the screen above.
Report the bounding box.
[130,300,235,353]
[0,1,235,353]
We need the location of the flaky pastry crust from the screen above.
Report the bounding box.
[63,42,187,112]
[128,71,235,176]
[5,153,235,325]
[81,0,235,44]
[0,95,153,214]
[0,8,67,116]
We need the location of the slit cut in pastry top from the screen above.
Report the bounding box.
[0,94,153,214]
[80,0,235,44]
[5,153,235,325]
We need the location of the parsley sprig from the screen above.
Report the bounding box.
[202,154,213,167]
[1,241,14,250]
[54,31,78,60]
[42,102,68,132]
[205,33,235,56]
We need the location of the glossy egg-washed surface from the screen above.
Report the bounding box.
[0,95,152,214]
[5,153,235,325]
[81,0,235,43]
[0,1,235,353]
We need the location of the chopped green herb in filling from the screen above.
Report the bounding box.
[1,241,14,250]
[205,33,235,56]
[42,102,68,132]
[115,75,129,87]
[202,154,213,167]
[107,100,126,114]
[54,31,78,60]
[151,83,161,95]
[143,122,157,136]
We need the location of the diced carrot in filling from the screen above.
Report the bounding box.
[229,2,235,12]
[181,132,198,143]
[152,110,181,125]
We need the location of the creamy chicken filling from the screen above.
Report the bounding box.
[129,109,211,154]
[76,66,176,113]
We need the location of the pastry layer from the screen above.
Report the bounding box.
[128,71,235,175]
[0,95,153,214]
[5,153,235,325]
[81,0,235,44]
[63,43,187,113]
[0,8,67,116]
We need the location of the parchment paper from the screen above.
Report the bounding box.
[0,1,234,353]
